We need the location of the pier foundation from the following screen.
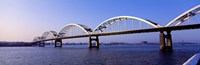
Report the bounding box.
[160,30,173,51]
[166,31,172,50]
[54,39,62,48]
[88,36,99,48]
[160,31,166,50]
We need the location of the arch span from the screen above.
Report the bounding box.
[58,23,92,37]
[166,4,200,27]
[33,37,41,42]
[41,31,58,39]
[92,16,161,33]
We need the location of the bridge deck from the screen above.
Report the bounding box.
[34,24,200,42]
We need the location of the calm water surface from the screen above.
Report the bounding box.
[0,45,200,65]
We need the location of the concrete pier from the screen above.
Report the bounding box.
[166,31,172,50]
[160,31,166,50]
[88,36,99,48]
[39,41,45,47]
[159,30,173,51]
[54,39,62,48]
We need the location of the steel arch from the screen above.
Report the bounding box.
[33,37,41,42]
[41,31,58,39]
[92,16,161,33]
[58,23,92,37]
[166,4,200,27]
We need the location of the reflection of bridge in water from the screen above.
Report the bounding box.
[33,4,200,51]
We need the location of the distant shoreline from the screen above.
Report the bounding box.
[0,42,200,47]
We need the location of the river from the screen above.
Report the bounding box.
[0,45,199,65]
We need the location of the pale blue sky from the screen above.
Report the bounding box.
[0,0,200,43]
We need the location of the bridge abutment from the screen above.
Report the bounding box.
[159,30,173,51]
[88,36,99,48]
[54,39,62,48]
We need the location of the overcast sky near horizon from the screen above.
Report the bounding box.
[0,0,200,43]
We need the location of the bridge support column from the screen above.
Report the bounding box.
[159,30,173,51]
[160,31,166,50]
[88,36,99,48]
[39,41,45,47]
[54,39,62,48]
[166,31,173,50]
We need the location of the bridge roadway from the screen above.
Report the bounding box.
[34,4,200,51]
[35,24,200,42]
[35,24,200,51]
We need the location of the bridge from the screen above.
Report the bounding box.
[33,4,200,51]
